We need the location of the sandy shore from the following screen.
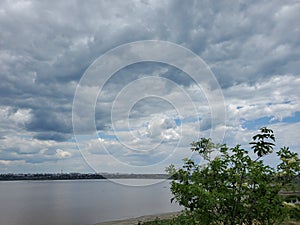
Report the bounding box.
[94,211,182,225]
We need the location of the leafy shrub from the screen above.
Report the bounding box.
[167,127,300,225]
[284,203,300,221]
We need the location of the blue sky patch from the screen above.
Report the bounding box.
[242,111,300,130]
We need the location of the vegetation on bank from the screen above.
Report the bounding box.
[146,128,300,225]
[0,173,169,181]
[142,208,300,224]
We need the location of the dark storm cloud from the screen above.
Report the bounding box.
[0,146,35,163]
[129,97,175,119]
[25,109,71,134]
[160,67,194,87]
[33,132,70,142]
[0,0,164,141]
[2,1,299,81]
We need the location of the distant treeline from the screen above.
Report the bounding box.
[0,173,170,181]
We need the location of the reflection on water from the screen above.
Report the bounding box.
[0,179,181,225]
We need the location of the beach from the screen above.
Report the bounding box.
[94,211,182,225]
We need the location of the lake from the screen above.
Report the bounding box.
[0,179,181,225]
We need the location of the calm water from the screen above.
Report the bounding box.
[0,179,181,225]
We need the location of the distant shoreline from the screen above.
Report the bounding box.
[0,173,170,181]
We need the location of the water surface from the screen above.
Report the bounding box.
[0,179,181,225]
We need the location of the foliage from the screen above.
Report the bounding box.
[167,127,300,225]
[283,203,300,221]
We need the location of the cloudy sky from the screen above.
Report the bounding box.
[0,0,299,174]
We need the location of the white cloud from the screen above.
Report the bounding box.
[0,160,12,165]
[55,149,72,158]
[224,74,300,122]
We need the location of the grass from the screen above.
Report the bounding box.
[142,219,300,225]
[139,205,300,225]
[141,218,173,225]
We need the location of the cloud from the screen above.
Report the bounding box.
[0,160,12,166]
[55,149,72,158]
[145,116,179,141]
[25,109,72,134]
[0,0,299,172]
[33,132,71,142]
[224,74,300,123]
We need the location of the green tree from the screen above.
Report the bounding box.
[167,127,300,225]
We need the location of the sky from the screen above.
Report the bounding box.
[0,0,299,174]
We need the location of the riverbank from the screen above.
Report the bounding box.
[94,211,182,225]
[0,173,169,181]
